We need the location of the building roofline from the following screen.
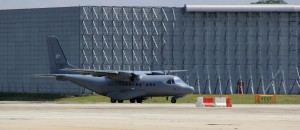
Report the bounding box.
[185,5,300,12]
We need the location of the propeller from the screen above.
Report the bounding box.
[166,65,173,75]
[161,65,173,75]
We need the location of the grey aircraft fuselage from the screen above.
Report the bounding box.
[63,74,193,97]
[41,36,195,103]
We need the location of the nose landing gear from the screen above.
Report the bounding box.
[171,97,176,103]
[170,96,184,103]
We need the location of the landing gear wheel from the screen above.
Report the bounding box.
[111,99,116,103]
[130,99,135,103]
[118,100,123,103]
[171,97,176,103]
[136,98,143,103]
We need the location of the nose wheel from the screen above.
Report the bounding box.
[171,97,177,103]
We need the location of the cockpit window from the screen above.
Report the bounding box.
[167,79,175,84]
[174,77,188,86]
[167,79,171,84]
[174,79,181,84]
[167,77,187,85]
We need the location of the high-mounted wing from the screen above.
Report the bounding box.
[61,69,187,81]
[61,69,137,81]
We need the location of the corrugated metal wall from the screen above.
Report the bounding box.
[0,6,299,95]
[0,7,82,94]
[81,6,300,94]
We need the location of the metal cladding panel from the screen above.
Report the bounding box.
[80,6,300,94]
[0,7,82,94]
[185,5,300,12]
[1,6,300,95]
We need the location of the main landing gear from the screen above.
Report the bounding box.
[110,99,123,103]
[129,98,143,103]
[110,98,142,103]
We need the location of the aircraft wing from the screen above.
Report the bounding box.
[61,69,118,76]
[61,69,187,75]
[149,70,187,74]
[61,69,187,81]
[61,69,136,81]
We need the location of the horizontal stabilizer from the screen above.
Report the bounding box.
[31,74,66,81]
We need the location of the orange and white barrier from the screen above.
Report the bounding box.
[196,96,232,107]
[226,97,232,107]
[195,97,204,107]
[214,97,227,107]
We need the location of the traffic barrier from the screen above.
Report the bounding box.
[255,95,276,104]
[195,97,204,107]
[203,97,215,107]
[196,97,232,107]
[226,97,232,107]
[214,97,227,107]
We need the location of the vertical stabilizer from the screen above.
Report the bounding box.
[46,36,77,74]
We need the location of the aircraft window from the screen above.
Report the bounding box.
[139,83,141,86]
[146,83,148,86]
[171,79,175,84]
[167,79,172,84]
[153,83,156,86]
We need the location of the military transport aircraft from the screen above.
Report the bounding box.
[40,36,194,103]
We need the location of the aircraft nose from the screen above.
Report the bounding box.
[183,86,194,94]
[188,86,195,94]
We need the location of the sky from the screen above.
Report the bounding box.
[0,0,299,10]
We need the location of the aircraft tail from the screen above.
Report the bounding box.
[46,36,77,74]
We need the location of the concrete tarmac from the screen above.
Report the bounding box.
[0,101,299,130]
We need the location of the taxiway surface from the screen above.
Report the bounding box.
[0,102,299,130]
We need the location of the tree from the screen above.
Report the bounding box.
[251,0,287,4]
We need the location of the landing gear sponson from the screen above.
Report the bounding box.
[111,96,181,103]
[111,98,143,103]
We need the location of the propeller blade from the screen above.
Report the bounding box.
[166,65,173,75]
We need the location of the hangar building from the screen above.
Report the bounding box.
[0,5,300,94]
